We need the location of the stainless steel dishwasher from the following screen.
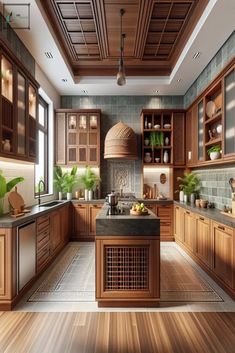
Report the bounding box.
[17,220,36,293]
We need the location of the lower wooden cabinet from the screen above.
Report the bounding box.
[212,221,234,288]
[183,210,195,253]
[0,228,14,301]
[174,204,235,297]
[195,215,212,268]
[73,203,102,240]
[50,210,62,255]
[174,205,184,243]
[145,203,173,241]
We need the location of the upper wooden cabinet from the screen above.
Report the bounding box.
[186,58,235,167]
[141,109,185,167]
[0,48,39,163]
[55,109,101,166]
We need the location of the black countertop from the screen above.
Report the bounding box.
[174,201,235,228]
[96,203,160,236]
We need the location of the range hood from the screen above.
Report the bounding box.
[104,121,137,160]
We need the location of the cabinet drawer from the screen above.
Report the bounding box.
[157,206,172,220]
[160,222,172,236]
[37,229,50,251]
[213,222,233,236]
[196,215,210,225]
[37,215,50,233]
[37,244,50,272]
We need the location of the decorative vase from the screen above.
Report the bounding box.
[58,191,63,200]
[2,139,11,152]
[190,193,195,204]
[165,137,169,146]
[179,190,184,202]
[67,192,72,201]
[209,151,220,160]
[144,152,152,163]
[183,194,188,203]
[144,138,150,146]
[0,198,4,216]
[163,150,169,164]
[84,189,89,201]
[88,190,93,201]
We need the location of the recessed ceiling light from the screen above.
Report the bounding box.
[193,52,201,59]
[44,52,53,59]
[82,89,88,95]
[61,78,67,82]
[155,90,159,94]
[177,79,181,82]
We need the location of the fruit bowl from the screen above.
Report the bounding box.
[130,209,149,216]
[130,202,149,215]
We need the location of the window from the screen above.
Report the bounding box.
[35,96,48,195]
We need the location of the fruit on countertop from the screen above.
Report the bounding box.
[131,202,147,213]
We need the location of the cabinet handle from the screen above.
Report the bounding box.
[199,217,204,221]
[218,225,225,231]
[186,211,190,215]
[176,206,179,209]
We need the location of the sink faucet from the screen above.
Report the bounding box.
[38,180,45,206]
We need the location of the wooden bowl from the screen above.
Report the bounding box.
[130,209,149,216]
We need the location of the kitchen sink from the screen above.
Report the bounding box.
[39,201,63,207]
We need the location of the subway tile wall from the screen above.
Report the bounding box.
[196,167,235,210]
[61,96,183,197]
[184,31,235,108]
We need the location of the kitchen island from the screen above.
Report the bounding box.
[95,203,160,307]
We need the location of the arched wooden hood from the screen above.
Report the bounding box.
[104,121,138,160]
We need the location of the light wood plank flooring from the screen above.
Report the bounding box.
[0,312,235,353]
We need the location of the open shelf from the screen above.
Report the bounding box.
[205,137,222,147]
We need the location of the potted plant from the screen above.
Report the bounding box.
[79,166,101,201]
[53,166,66,200]
[0,170,24,215]
[61,166,78,200]
[149,131,164,150]
[177,172,201,204]
[207,145,221,160]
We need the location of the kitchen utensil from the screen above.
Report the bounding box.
[229,178,235,192]
[200,199,208,208]
[154,124,161,129]
[160,173,166,184]
[163,124,171,129]
[206,101,217,118]
[106,191,118,206]
[195,199,201,207]
[8,187,25,212]
[155,157,160,163]
[148,123,152,129]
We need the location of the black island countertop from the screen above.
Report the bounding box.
[96,203,160,236]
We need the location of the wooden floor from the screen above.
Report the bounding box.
[0,312,235,353]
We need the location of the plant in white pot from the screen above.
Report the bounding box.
[53,166,66,200]
[62,166,78,200]
[79,166,101,201]
[207,145,221,160]
[177,172,201,204]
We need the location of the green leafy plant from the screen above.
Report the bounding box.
[0,170,24,215]
[61,166,78,193]
[207,145,221,156]
[149,131,164,149]
[53,166,66,192]
[177,172,201,196]
[78,166,101,191]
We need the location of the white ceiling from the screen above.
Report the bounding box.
[10,0,235,96]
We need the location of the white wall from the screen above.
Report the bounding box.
[35,64,60,108]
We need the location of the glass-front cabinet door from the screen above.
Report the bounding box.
[224,67,235,157]
[17,72,26,156]
[1,55,14,154]
[28,84,37,158]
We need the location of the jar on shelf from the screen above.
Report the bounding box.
[144,138,150,146]
[163,150,169,163]
[144,152,152,163]
[2,139,11,152]
[165,136,169,146]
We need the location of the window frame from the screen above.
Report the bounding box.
[35,95,49,196]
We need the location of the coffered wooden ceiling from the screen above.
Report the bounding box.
[39,0,208,77]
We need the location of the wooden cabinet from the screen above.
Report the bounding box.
[60,203,70,243]
[186,104,197,166]
[36,214,50,273]
[174,205,184,243]
[73,203,102,240]
[173,112,185,166]
[195,215,212,268]
[55,109,101,166]
[88,204,102,237]
[50,210,62,254]
[0,228,13,301]
[223,66,235,158]
[156,204,173,241]
[0,49,39,163]
[183,210,195,253]
[212,221,234,288]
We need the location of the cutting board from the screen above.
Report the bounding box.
[8,187,25,212]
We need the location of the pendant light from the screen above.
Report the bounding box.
[117,9,126,86]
